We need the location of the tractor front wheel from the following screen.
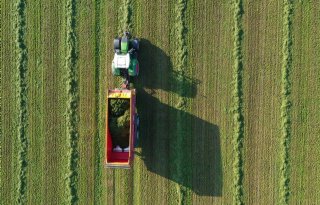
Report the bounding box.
[114,37,121,51]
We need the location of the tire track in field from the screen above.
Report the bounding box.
[279,1,293,204]
[1,1,19,203]
[41,1,68,203]
[232,0,244,204]
[94,0,102,203]
[112,0,135,204]
[130,0,153,202]
[65,0,79,203]
[243,1,283,203]
[131,0,173,203]
[130,1,145,202]
[77,1,96,203]
[290,2,320,203]
[15,0,28,203]
[26,0,45,204]
[104,1,117,204]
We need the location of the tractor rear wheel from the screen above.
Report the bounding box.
[135,62,139,76]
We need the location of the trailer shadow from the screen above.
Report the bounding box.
[133,39,222,197]
[135,90,222,197]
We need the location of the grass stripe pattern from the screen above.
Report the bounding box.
[65,0,79,203]
[279,1,293,204]
[232,0,244,204]
[15,0,28,204]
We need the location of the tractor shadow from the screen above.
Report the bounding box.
[132,38,199,98]
[134,39,223,197]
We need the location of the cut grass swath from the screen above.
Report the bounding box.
[118,0,132,34]
[232,0,244,204]
[172,0,192,204]
[15,0,28,204]
[279,1,293,204]
[65,0,79,203]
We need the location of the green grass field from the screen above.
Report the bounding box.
[1,0,320,204]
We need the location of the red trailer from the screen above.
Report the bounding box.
[105,89,139,168]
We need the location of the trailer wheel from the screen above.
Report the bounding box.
[135,114,140,147]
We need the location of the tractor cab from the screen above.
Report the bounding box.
[113,53,130,69]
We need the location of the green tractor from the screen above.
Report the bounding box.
[112,32,139,88]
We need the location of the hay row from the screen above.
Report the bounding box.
[232,0,244,204]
